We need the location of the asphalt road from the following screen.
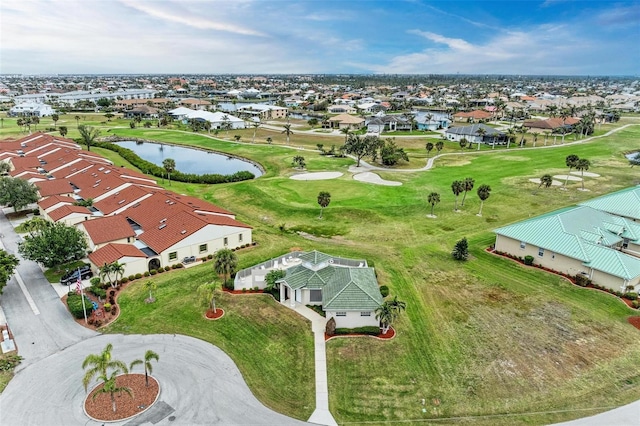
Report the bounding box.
[0,334,309,426]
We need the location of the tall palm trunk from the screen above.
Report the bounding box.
[478,201,485,216]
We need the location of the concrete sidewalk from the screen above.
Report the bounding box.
[284,302,338,426]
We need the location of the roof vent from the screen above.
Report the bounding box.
[160,218,167,223]
[158,223,166,230]
[181,230,187,234]
[118,200,125,205]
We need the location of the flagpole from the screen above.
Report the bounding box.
[77,268,87,324]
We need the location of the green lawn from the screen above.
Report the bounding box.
[4,113,640,424]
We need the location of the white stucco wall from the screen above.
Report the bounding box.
[160,225,252,266]
[326,311,379,329]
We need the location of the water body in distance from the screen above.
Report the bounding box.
[116,141,262,177]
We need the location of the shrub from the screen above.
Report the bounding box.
[150,269,157,275]
[325,317,336,336]
[164,266,171,271]
[452,237,469,261]
[103,302,112,312]
[144,271,150,277]
[254,286,259,291]
[334,326,380,336]
[90,277,101,287]
[135,273,142,279]
[223,280,234,291]
[128,275,135,281]
[0,354,22,371]
[242,288,247,293]
[67,293,93,319]
[94,320,102,327]
[207,254,213,259]
[156,268,164,274]
[523,255,534,266]
[120,277,129,283]
[379,285,389,298]
[574,274,589,287]
[624,292,638,300]
[201,257,207,262]
[88,286,107,299]
[633,300,640,309]
[176,263,184,268]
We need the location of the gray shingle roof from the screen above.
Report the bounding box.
[445,123,502,136]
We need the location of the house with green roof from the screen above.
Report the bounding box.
[494,205,640,292]
[234,250,383,328]
[578,185,640,222]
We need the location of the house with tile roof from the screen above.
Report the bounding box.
[494,205,640,292]
[327,113,365,130]
[77,215,136,251]
[235,250,383,328]
[2,132,253,278]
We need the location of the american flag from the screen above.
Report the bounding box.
[75,269,82,295]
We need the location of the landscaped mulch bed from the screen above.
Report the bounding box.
[222,288,265,295]
[325,326,395,341]
[627,317,640,331]
[205,308,225,320]
[85,373,159,422]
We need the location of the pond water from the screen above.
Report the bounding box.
[116,141,262,177]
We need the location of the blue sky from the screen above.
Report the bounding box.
[1,0,638,75]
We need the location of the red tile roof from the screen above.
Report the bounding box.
[38,195,74,210]
[137,209,208,253]
[453,110,493,120]
[88,243,147,267]
[93,185,152,215]
[36,179,73,197]
[80,215,135,245]
[524,117,581,130]
[48,204,91,221]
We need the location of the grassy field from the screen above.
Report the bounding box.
[3,113,640,423]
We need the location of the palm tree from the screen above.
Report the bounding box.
[144,280,157,303]
[59,126,68,137]
[375,303,394,334]
[542,131,551,146]
[74,115,81,127]
[163,158,176,185]
[475,127,486,151]
[82,343,128,392]
[266,137,273,146]
[317,191,331,219]
[51,113,59,128]
[129,349,159,387]
[559,108,570,143]
[427,191,440,216]
[78,125,100,152]
[198,281,220,314]
[340,127,351,144]
[91,371,133,413]
[506,127,516,149]
[451,180,464,211]
[112,261,125,287]
[459,138,468,153]
[221,115,232,136]
[476,184,492,216]
[387,295,406,317]
[576,158,591,191]
[214,248,237,288]
[435,141,444,154]
[425,142,434,157]
[532,132,538,147]
[538,174,553,190]
[461,177,475,207]
[251,122,260,143]
[563,154,580,188]
[281,124,293,144]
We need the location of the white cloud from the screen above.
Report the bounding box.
[118,0,266,36]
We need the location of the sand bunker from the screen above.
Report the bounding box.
[353,172,402,186]
[290,172,343,181]
[528,178,562,186]
[553,174,582,181]
[570,171,600,178]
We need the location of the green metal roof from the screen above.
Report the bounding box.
[323,267,383,311]
[579,186,640,221]
[494,205,640,280]
[277,251,383,310]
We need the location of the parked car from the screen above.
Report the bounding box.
[60,264,93,285]
[183,256,196,264]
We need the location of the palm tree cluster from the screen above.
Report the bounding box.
[83,344,159,413]
[99,261,125,288]
[214,248,238,289]
[375,295,406,334]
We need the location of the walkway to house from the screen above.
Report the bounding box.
[283,301,338,426]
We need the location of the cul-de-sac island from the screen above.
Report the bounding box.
[1,2,640,423]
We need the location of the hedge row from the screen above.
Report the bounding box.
[92,141,255,184]
[334,326,381,336]
[67,293,93,319]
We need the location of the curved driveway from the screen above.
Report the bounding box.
[0,334,309,426]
